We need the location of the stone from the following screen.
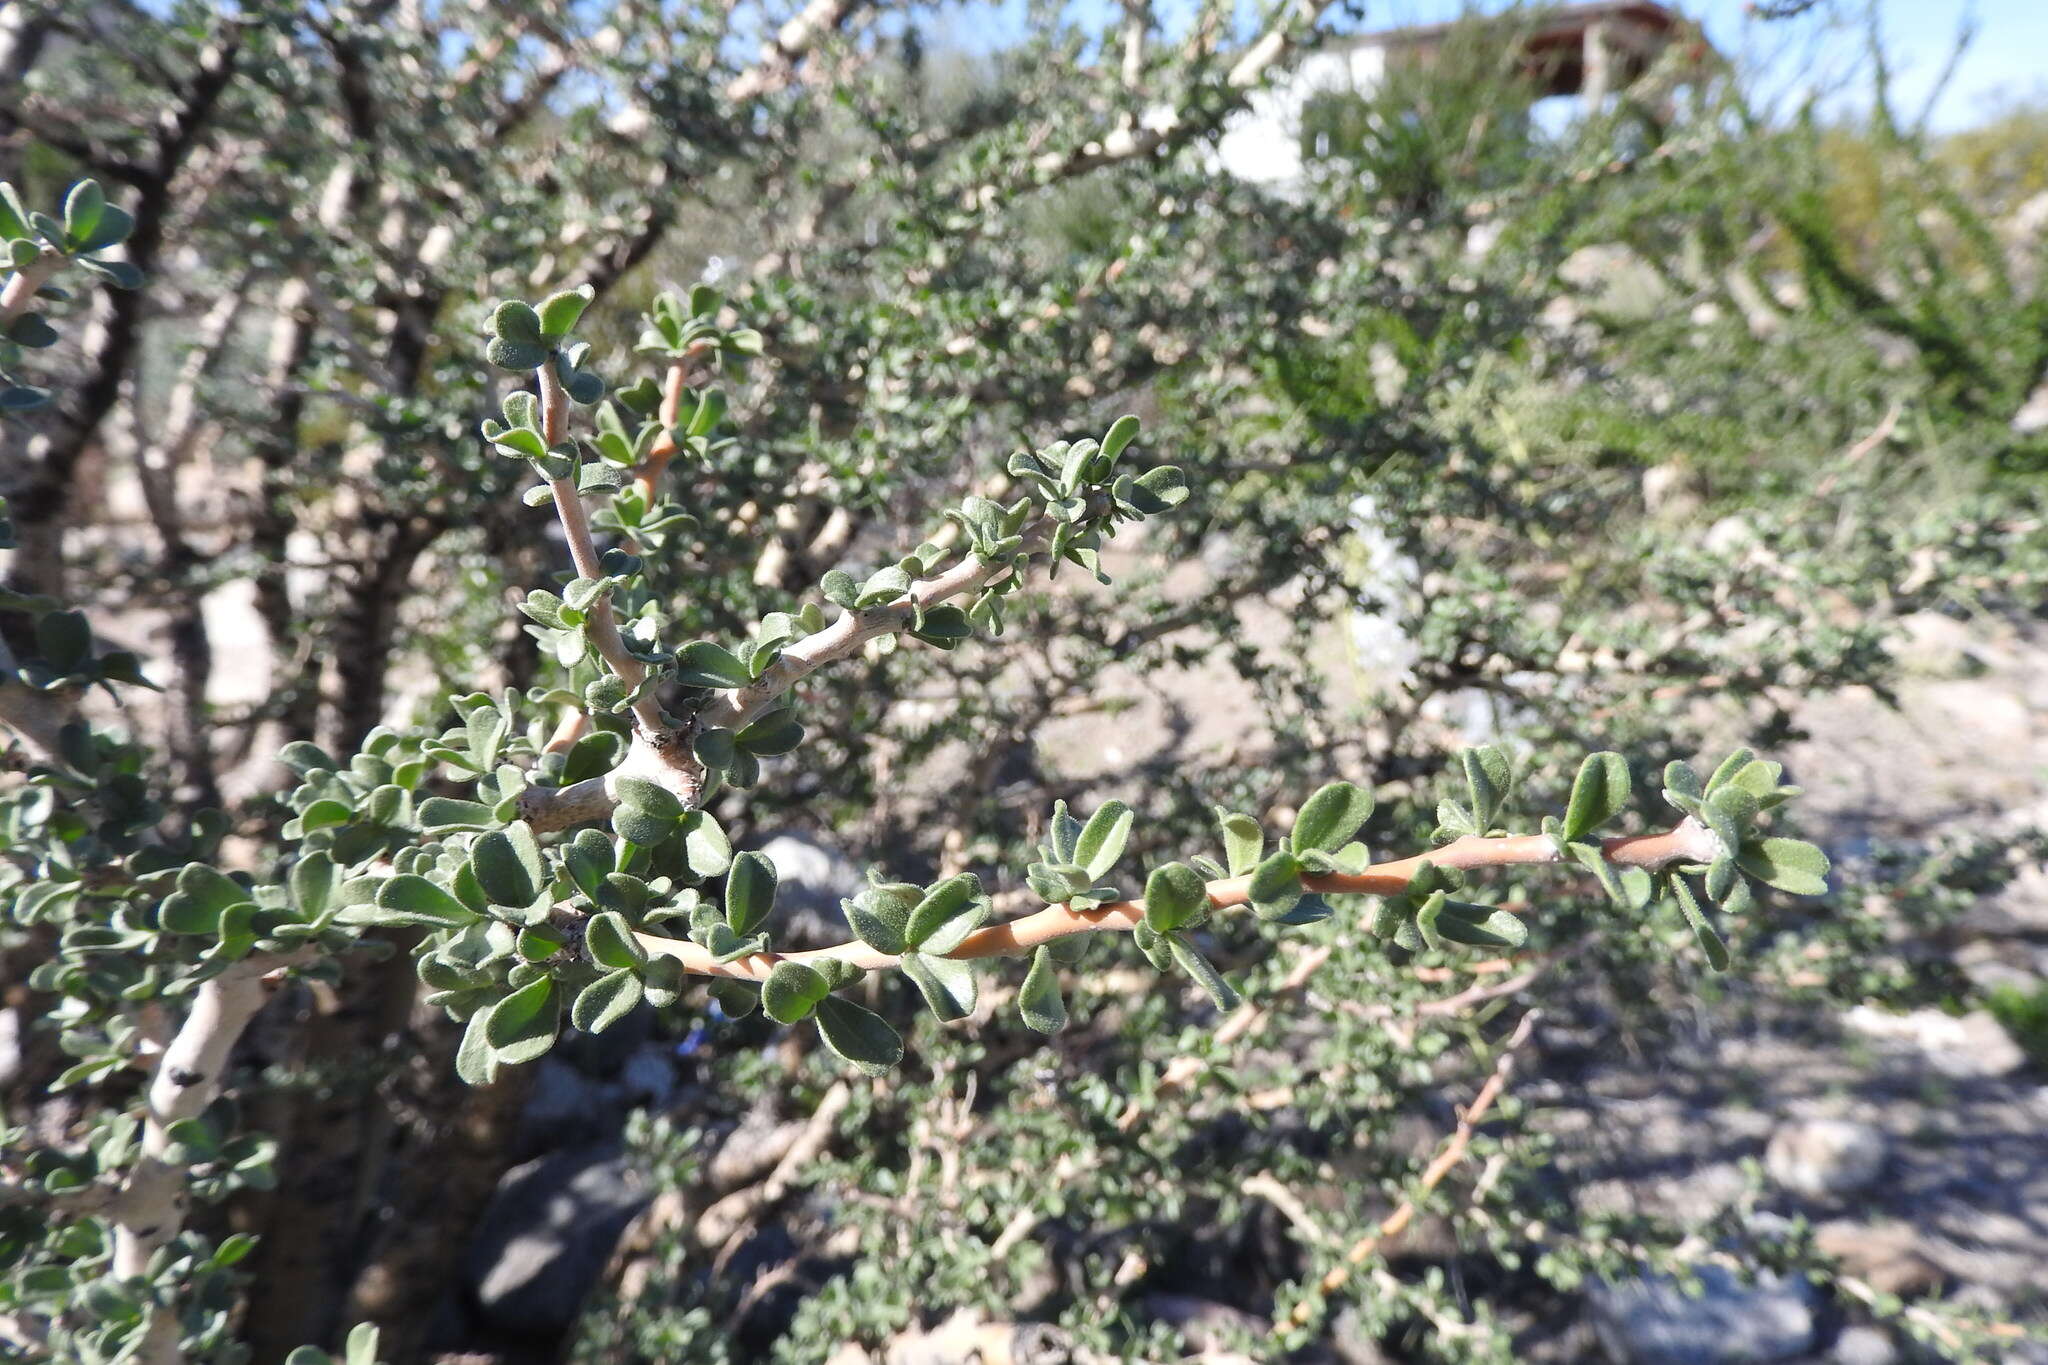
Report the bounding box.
[1828,1326,1897,1365]
[1842,1007,2026,1079]
[516,1056,628,1154]
[1765,1119,1887,1200]
[618,1043,676,1109]
[464,1142,650,1334]
[1588,1265,1817,1365]
[755,832,862,947]
[0,1007,21,1088]
[1141,1293,1263,1351]
[1813,1221,1944,1298]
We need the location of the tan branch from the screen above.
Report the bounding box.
[631,821,1719,978]
[111,951,308,1365]
[536,363,669,739]
[1277,1008,1544,1331]
[0,248,61,327]
[724,0,872,102]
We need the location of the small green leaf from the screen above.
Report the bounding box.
[1669,876,1730,970]
[684,813,732,876]
[901,951,977,1021]
[845,883,917,954]
[1247,850,1303,921]
[35,609,90,673]
[571,969,644,1034]
[675,641,753,689]
[725,851,778,935]
[1291,781,1374,854]
[471,828,541,909]
[419,798,498,832]
[586,910,646,970]
[1099,413,1141,464]
[160,865,249,935]
[1562,752,1631,843]
[491,299,544,343]
[1019,945,1067,1034]
[1075,800,1133,880]
[1736,837,1830,897]
[62,180,104,249]
[904,873,990,953]
[456,1008,498,1086]
[562,828,615,898]
[1215,808,1263,876]
[1430,900,1530,950]
[70,202,133,254]
[814,996,902,1076]
[1167,935,1239,1011]
[536,285,593,337]
[1143,861,1209,933]
[763,961,829,1023]
[291,852,336,920]
[736,709,804,756]
[820,569,859,608]
[369,875,479,929]
[484,977,560,1065]
[344,1323,381,1365]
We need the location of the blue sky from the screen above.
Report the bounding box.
[935,0,2047,132]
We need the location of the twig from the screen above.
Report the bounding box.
[697,1081,851,1255]
[1,253,61,326]
[518,498,1092,831]
[536,362,669,739]
[1115,944,1332,1132]
[1277,1009,1543,1331]
[109,950,309,1365]
[630,823,1717,979]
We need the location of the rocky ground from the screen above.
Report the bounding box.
[1522,611,2048,1365]
[437,612,2047,1364]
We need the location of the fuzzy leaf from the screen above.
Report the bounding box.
[571,969,643,1034]
[1670,876,1730,970]
[1019,945,1068,1034]
[1167,935,1239,1011]
[901,951,977,1021]
[368,875,478,928]
[904,873,990,953]
[1737,838,1830,897]
[586,910,646,970]
[1291,781,1374,854]
[1143,861,1209,933]
[814,996,902,1076]
[1247,850,1304,921]
[675,641,752,689]
[1075,800,1134,880]
[484,977,560,1064]
[725,851,778,935]
[1562,752,1631,843]
[762,961,829,1023]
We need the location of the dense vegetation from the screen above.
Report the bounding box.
[3,1,2045,1362]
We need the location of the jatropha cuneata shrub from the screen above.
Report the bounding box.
[1,181,1829,1363]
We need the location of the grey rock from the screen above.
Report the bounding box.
[553,1001,657,1076]
[1766,1119,1887,1200]
[1141,1294,1262,1351]
[1842,1007,2027,1079]
[1827,1326,1897,1365]
[465,1142,649,1334]
[0,1007,21,1088]
[1589,1266,1817,1365]
[755,832,863,947]
[1328,1307,1395,1364]
[618,1043,676,1109]
[517,1057,628,1153]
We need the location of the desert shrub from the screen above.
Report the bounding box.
[4,2,2045,1362]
